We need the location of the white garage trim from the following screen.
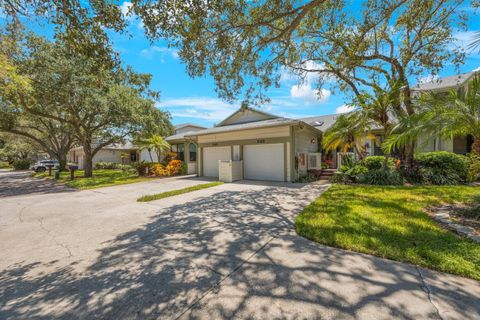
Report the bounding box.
[243,143,285,181]
[202,146,231,178]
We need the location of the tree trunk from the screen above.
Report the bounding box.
[472,136,480,154]
[404,142,415,169]
[83,141,93,178]
[58,153,67,172]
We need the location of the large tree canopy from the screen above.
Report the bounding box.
[131,0,468,106]
[0,0,126,69]
[0,30,173,176]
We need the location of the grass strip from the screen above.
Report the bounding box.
[137,181,224,202]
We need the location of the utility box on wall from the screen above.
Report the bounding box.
[219,160,243,182]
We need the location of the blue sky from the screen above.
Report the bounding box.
[6,1,480,127]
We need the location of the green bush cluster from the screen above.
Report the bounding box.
[0,161,11,169]
[332,152,476,186]
[415,152,468,185]
[94,162,121,169]
[12,159,31,170]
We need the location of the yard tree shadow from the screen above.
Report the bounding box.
[0,172,75,198]
[1,182,479,319]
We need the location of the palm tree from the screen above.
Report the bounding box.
[384,74,480,154]
[136,134,171,162]
[323,112,372,160]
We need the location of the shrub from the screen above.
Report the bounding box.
[13,159,31,170]
[357,168,403,185]
[295,173,318,183]
[133,161,153,176]
[164,159,182,176]
[362,156,395,170]
[466,152,480,182]
[152,163,165,176]
[345,165,368,182]
[180,162,188,175]
[118,164,136,174]
[162,152,177,165]
[332,165,368,183]
[94,162,120,169]
[415,152,468,185]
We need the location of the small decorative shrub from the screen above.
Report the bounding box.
[118,164,136,174]
[466,152,480,182]
[133,161,153,176]
[94,162,120,169]
[415,151,468,185]
[362,156,395,170]
[334,164,368,183]
[13,159,31,170]
[164,160,182,176]
[152,163,165,176]
[321,162,329,170]
[295,173,318,183]
[357,168,403,185]
[180,162,188,175]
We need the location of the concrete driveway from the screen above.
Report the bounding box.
[0,172,479,319]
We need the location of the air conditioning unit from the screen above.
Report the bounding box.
[307,153,322,170]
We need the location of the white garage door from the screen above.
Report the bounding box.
[203,146,231,177]
[244,143,285,181]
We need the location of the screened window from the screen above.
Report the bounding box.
[189,144,197,162]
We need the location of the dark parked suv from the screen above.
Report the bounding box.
[30,160,60,173]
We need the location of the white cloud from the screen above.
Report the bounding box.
[452,31,477,51]
[140,46,179,62]
[473,66,480,72]
[418,74,440,84]
[290,84,331,103]
[159,97,239,121]
[335,104,355,114]
[120,1,134,20]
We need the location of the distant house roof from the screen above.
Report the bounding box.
[299,114,340,131]
[70,142,138,152]
[413,72,477,91]
[166,131,199,142]
[174,123,207,130]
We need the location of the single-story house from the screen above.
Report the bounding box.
[68,142,155,169]
[166,106,323,182]
[165,123,207,174]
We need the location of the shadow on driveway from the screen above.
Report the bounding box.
[1,183,478,319]
[0,172,75,198]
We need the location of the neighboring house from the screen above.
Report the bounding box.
[165,123,207,175]
[68,142,154,169]
[412,72,476,155]
[166,106,322,182]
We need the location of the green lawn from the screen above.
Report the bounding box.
[137,181,224,202]
[295,184,480,281]
[35,169,154,190]
[0,161,11,169]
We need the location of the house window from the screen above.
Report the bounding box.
[130,151,137,162]
[172,143,185,161]
[189,144,197,162]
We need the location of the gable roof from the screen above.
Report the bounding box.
[413,72,477,91]
[216,106,279,127]
[174,123,207,130]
